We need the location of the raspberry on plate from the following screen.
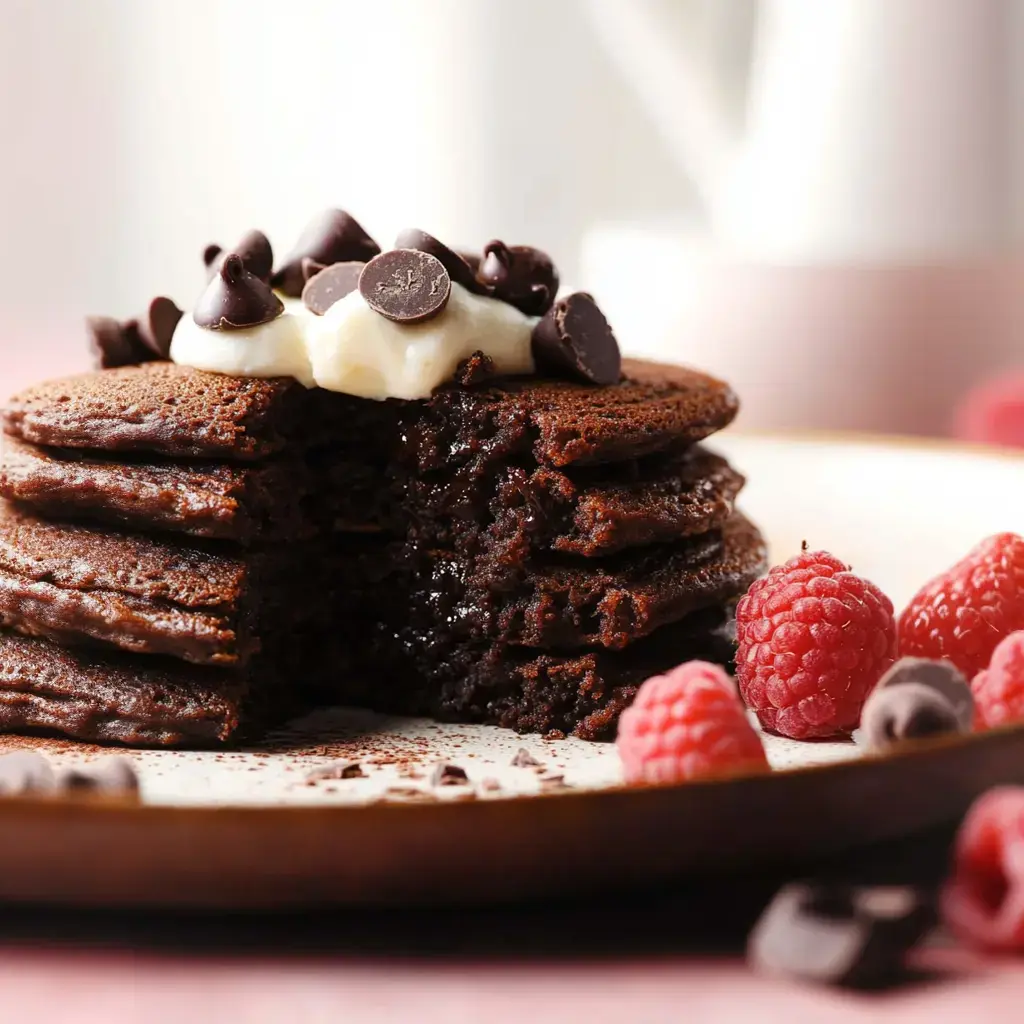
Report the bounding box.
[941,787,1024,951]
[735,549,897,740]
[616,661,768,784]
[899,533,1024,680]
[972,630,1024,729]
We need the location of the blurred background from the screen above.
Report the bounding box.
[1,0,1023,440]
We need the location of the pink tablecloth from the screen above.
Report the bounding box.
[1,949,1018,1023]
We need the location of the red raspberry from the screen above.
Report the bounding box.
[971,630,1024,729]
[616,661,768,784]
[735,550,896,740]
[899,533,1024,680]
[941,787,1024,951]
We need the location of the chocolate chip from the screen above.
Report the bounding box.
[531,292,621,385]
[272,209,381,297]
[859,682,963,752]
[430,763,469,786]
[479,240,559,315]
[748,882,936,989]
[393,228,487,294]
[307,761,365,781]
[875,657,974,731]
[0,751,56,795]
[480,777,503,792]
[87,296,182,370]
[300,257,327,283]
[458,250,482,275]
[204,230,274,283]
[193,254,284,330]
[301,261,366,316]
[58,756,139,796]
[136,296,183,359]
[511,748,542,767]
[359,250,451,324]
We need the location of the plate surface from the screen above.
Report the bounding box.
[1,432,1022,908]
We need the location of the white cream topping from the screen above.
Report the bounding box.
[170,311,315,387]
[170,282,536,400]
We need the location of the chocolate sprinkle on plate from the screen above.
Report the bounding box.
[204,230,274,283]
[531,291,622,386]
[394,228,487,295]
[302,261,366,316]
[359,250,451,324]
[194,254,284,330]
[272,209,381,298]
[430,763,469,786]
[479,240,559,316]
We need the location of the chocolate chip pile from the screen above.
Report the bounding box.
[88,207,622,388]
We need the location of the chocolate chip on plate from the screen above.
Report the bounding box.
[748,881,936,989]
[193,254,284,330]
[510,747,542,768]
[393,228,487,294]
[859,682,964,752]
[875,657,974,730]
[307,761,365,781]
[301,261,366,316]
[58,756,140,796]
[430,763,469,786]
[272,209,381,297]
[359,249,451,324]
[203,229,274,283]
[0,751,57,795]
[479,241,559,316]
[531,292,622,385]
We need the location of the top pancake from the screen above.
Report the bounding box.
[3,358,737,467]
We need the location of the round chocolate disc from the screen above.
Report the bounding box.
[358,250,451,324]
[531,292,621,385]
[302,261,366,316]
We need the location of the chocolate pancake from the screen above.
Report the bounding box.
[411,512,764,651]
[0,437,393,542]
[0,631,248,746]
[5,358,735,468]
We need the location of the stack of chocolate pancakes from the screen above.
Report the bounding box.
[0,222,766,747]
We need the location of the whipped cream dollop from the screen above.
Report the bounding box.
[170,281,535,400]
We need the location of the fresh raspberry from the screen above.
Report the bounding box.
[616,661,768,784]
[899,533,1024,679]
[735,550,897,740]
[971,630,1024,729]
[941,787,1024,951]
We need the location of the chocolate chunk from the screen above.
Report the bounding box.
[300,257,327,283]
[203,230,274,283]
[308,761,365,781]
[87,296,182,370]
[859,682,964,752]
[479,240,559,315]
[359,250,451,324]
[0,751,56,794]
[136,296,183,359]
[301,261,365,316]
[453,351,497,387]
[394,228,487,294]
[876,657,974,730]
[272,209,381,297]
[58,756,139,796]
[193,254,284,330]
[748,882,936,989]
[531,292,622,385]
[511,747,541,768]
[430,762,469,786]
